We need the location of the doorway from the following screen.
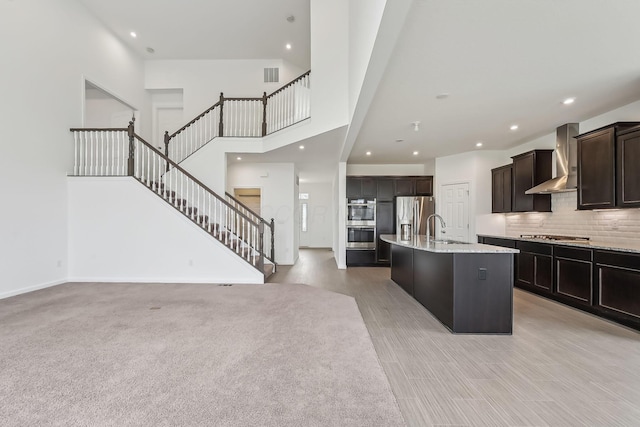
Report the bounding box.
[440,182,470,242]
[234,188,261,216]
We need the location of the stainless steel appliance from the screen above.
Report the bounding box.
[396,196,436,238]
[346,198,376,249]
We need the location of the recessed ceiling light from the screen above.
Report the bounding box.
[236,156,242,160]
[286,15,295,23]
[476,142,483,147]
[413,151,419,156]
[510,124,519,131]
[395,139,404,143]
[130,32,137,38]
[286,43,292,50]
[435,93,449,100]
[299,145,304,149]
[563,97,576,105]
[366,151,372,156]
[146,47,155,54]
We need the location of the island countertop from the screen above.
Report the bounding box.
[380,234,519,254]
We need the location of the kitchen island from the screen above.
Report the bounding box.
[380,234,519,334]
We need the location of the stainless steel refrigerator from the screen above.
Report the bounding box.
[395,196,436,238]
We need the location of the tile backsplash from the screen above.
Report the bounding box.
[505,192,640,245]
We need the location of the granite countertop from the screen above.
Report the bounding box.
[477,234,640,254]
[380,234,519,254]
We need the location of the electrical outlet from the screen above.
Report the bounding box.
[478,268,487,280]
[611,219,619,230]
[188,259,194,267]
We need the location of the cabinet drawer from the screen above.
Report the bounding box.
[346,249,376,266]
[483,237,517,249]
[516,241,553,255]
[554,246,592,262]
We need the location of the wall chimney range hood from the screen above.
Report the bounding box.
[525,123,579,194]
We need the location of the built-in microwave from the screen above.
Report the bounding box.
[346,225,376,249]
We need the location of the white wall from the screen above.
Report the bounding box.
[85,97,134,128]
[348,0,387,118]
[227,163,298,265]
[0,0,149,299]
[68,178,262,283]
[145,59,305,121]
[299,182,334,248]
[347,163,427,176]
[435,151,511,241]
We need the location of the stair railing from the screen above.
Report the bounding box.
[71,121,269,273]
[225,192,275,263]
[164,70,311,165]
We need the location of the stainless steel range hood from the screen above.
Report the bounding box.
[525,123,579,194]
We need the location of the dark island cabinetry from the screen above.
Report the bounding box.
[511,150,553,212]
[576,122,640,210]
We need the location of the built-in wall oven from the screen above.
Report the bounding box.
[346,198,376,249]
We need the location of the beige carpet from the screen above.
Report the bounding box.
[0,282,405,426]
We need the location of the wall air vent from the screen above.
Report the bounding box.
[264,67,279,83]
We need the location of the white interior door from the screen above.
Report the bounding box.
[440,182,470,242]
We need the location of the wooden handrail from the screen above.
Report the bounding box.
[70,128,127,132]
[225,192,272,227]
[267,70,311,99]
[224,97,262,102]
[169,101,221,139]
[133,133,260,227]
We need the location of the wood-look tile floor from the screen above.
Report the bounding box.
[271,249,640,427]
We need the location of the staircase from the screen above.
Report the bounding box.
[164,70,310,165]
[70,121,276,281]
[69,72,314,281]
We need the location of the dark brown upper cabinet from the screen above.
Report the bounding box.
[576,122,640,210]
[415,177,434,196]
[376,178,395,202]
[394,178,415,196]
[491,164,513,213]
[346,177,376,199]
[616,126,640,208]
[511,150,553,212]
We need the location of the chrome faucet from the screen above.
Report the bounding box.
[426,214,446,240]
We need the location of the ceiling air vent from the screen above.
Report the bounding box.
[264,67,279,83]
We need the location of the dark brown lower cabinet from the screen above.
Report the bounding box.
[554,246,593,305]
[595,250,640,326]
[346,250,375,266]
[515,241,553,293]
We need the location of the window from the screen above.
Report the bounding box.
[301,202,308,232]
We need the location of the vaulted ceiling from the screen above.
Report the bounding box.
[78,0,640,179]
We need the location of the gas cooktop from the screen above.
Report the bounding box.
[520,234,590,243]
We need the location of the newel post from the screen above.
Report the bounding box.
[258,220,265,271]
[127,117,135,176]
[261,91,267,137]
[218,92,225,137]
[164,131,170,172]
[270,218,275,261]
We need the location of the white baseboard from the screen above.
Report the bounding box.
[0,279,67,300]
